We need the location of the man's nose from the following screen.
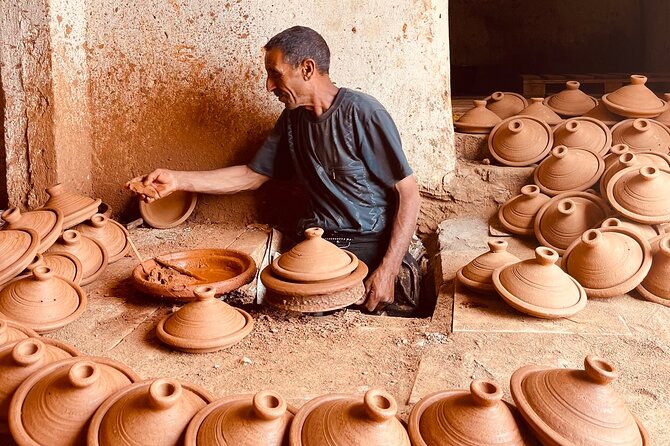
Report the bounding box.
[266,77,275,92]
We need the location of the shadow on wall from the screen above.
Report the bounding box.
[0,73,7,208]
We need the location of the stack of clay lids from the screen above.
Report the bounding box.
[583,102,624,127]
[0,319,38,347]
[73,213,130,263]
[88,378,213,446]
[0,228,39,287]
[603,144,631,171]
[185,390,295,446]
[562,227,652,298]
[492,247,587,319]
[498,185,551,236]
[606,165,670,224]
[9,356,140,446]
[29,252,83,284]
[534,191,611,255]
[42,183,101,229]
[599,151,670,194]
[601,74,669,118]
[1,207,63,253]
[599,217,663,242]
[0,266,87,334]
[511,355,649,445]
[517,97,563,126]
[289,388,410,445]
[552,117,612,156]
[156,285,254,353]
[636,234,670,307]
[408,379,535,446]
[139,191,198,229]
[488,117,553,166]
[486,91,528,119]
[533,146,605,196]
[454,100,502,133]
[610,118,670,153]
[46,230,108,286]
[457,240,520,293]
[654,93,670,126]
[543,81,598,117]
[261,228,368,313]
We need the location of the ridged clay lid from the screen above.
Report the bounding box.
[139,191,197,229]
[486,91,528,119]
[599,151,670,194]
[0,318,38,347]
[2,207,63,253]
[603,144,631,172]
[533,145,605,196]
[543,81,598,117]
[517,97,563,126]
[488,116,553,167]
[611,118,670,153]
[0,228,40,287]
[636,234,670,306]
[583,102,624,127]
[552,117,612,156]
[46,230,108,286]
[73,214,130,263]
[654,93,670,126]
[606,165,670,224]
[599,217,662,241]
[454,100,502,134]
[498,185,551,236]
[601,74,669,118]
[15,253,83,285]
[42,183,101,229]
[457,240,520,293]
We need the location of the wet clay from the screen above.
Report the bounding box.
[127,180,160,199]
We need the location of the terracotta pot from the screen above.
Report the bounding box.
[601,74,669,118]
[533,146,604,196]
[408,380,536,446]
[510,355,649,445]
[486,91,528,119]
[9,356,140,446]
[454,99,502,134]
[654,93,670,126]
[636,234,670,307]
[543,81,598,117]
[0,229,40,288]
[498,185,551,236]
[0,319,38,347]
[488,117,553,167]
[603,143,630,172]
[2,207,63,253]
[517,97,563,127]
[599,151,670,194]
[15,253,83,285]
[289,388,410,445]
[551,117,612,156]
[46,230,108,286]
[457,240,520,293]
[606,165,670,224]
[73,214,129,263]
[610,118,670,153]
[185,390,295,446]
[599,217,662,241]
[0,265,87,334]
[42,183,101,229]
[583,102,624,127]
[139,190,197,229]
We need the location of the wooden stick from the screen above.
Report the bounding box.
[153,257,207,282]
[126,234,149,275]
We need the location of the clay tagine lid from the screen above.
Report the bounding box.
[2,207,63,253]
[457,240,520,293]
[0,228,40,287]
[185,390,296,446]
[636,234,670,307]
[156,285,254,353]
[583,102,624,127]
[15,252,83,285]
[408,379,535,446]
[46,230,108,286]
[492,247,587,319]
[603,143,631,171]
[289,388,410,446]
[562,227,652,298]
[73,213,130,263]
[0,319,38,347]
[488,116,553,166]
[8,356,140,446]
[517,97,563,126]
[139,190,197,229]
[601,74,669,118]
[543,81,598,117]
[599,151,670,194]
[88,378,213,446]
[533,145,605,196]
[599,217,662,241]
[454,99,503,134]
[610,118,670,153]
[552,117,612,156]
[42,183,101,229]
[486,91,528,119]
[498,185,551,236]
[607,165,670,224]
[654,93,670,126]
[510,355,649,445]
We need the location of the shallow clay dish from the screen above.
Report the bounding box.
[486,91,528,119]
[0,319,38,347]
[454,99,502,133]
[551,117,612,156]
[2,207,63,253]
[517,97,563,127]
[543,81,598,117]
[533,145,605,196]
[606,165,670,224]
[636,234,670,307]
[47,230,108,286]
[0,228,40,287]
[610,118,670,153]
[601,74,669,118]
[42,183,101,229]
[498,185,551,236]
[139,191,197,229]
[488,116,553,166]
[457,240,520,293]
[73,214,130,263]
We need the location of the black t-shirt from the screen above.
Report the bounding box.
[248,88,413,235]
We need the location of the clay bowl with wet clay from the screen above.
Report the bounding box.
[139,191,197,229]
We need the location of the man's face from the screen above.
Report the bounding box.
[265,48,306,109]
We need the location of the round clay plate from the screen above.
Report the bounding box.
[139,191,197,229]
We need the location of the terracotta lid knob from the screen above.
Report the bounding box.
[581,229,603,247]
[557,199,576,216]
[12,338,45,367]
[630,74,647,85]
[473,99,486,107]
[535,247,559,266]
[507,119,524,134]
[610,144,629,156]
[62,230,81,246]
[491,91,504,101]
[303,227,325,239]
[194,285,216,302]
[600,217,622,228]
[640,166,659,181]
[487,240,508,253]
[531,97,543,104]
[584,355,618,384]
[520,184,540,197]
[252,390,288,421]
[46,183,65,197]
[69,360,101,388]
[148,378,183,410]
[90,213,107,229]
[565,120,580,133]
[632,118,650,133]
[659,236,670,257]
[470,379,503,407]
[618,152,636,167]
[2,207,21,224]
[566,81,580,90]
[363,388,397,422]
[551,145,568,159]
[26,254,44,271]
[32,265,54,281]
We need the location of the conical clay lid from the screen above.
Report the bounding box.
[457,240,520,293]
[603,144,631,171]
[0,229,40,287]
[156,286,254,353]
[492,247,587,319]
[511,355,648,446]
[552,117,612,156]
[486,92,528,119]
[488,117,553,166]
[289,388,410,446]
[409,380,534,446]
[637,234,670,306]
[16,252,83,285]
[654,93,670,126]
[599,217,662,241]
[498,185,551,236]
[599,151,670,194]
[73,214,130,263]
[518,97,563,126]
[534,146,605,196]
[611,118,670,153]
[543,81,598,117]
[0,319,38,347]
[607,165,670,224]
[2,207,63,253]
[601,75,669,118]
[46,230,108,286]
[9,356,140,446]
[42,183,101,229]
[583,102,624,127]
[185,390,295,446]
[454,100,502,134]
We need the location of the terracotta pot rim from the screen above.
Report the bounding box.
[488,116,554,167]
[601,92,668,118]
[533,147,605,196]
[606,164,670,224]
[139,191,197,229]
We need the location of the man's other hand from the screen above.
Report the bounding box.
[357,264,397,312]
[125,169,178,203]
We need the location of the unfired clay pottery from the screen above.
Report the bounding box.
[543,81,598,117]
[97,202,112,218]
[0,319,38,347]
[9,356,140,446]
[46,230,108,286]
[488,117,553,166]
[583,102,624,127]
[601,74,669,118]
[15,253,83,285]
[0,266,87,334]
[510,355,649,445]
[457,240,520,293]
[551,117,612,156]
[408,380,535,446]
[606,165,670,224]
[636,234,670,307]
[654,93,670,126]
[73,214,130,263]
[498,185,551,236]
[42,183,101,229]
[289,388,410,446]
[454,100,502,134]
[139,190,197,229]
[87,378,213,446]
[599,217,662,241]
[533,191,611,255]
[0,229,40,287]
[517,97,563,127]
[533,146,604,196]
[156,285,254,353]
[486,92,528,119]
[603,143,631,171]
[185,390,296,446]
[561,227,652,298]
[2,207,63,253]
[611,118,670,153]
[599,151,670,194]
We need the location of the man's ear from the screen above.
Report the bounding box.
[302,59,316,80]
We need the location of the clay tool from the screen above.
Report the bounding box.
[154,257,207,282]
[126,234,149,275]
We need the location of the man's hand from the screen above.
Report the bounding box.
[126,169,178,203]
[357,264,398,312]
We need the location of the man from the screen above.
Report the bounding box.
[129,26,421,313]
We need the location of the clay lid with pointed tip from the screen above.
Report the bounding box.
[454,100,503,134]
[611,118,670,153]
[534,146,605,196]
[488,116,553,166]
[486,92,528,119]
[2,207,63,253]
[9,356,140,446]
[599,217,662,241]
[42,183,101,229]
[498,185,551,236]
[583,102,624,127]
[0,319,38,347]
[156,285,254,353]
[636,234,670,306]
[0,228,40,287]
[603,143,631,171]
[601,74,669,118]
[457,240,520,293]
[289,388,410,446]
[511,355,649,445]
[607,165,670,224]
[139,191,197,229]
[600,151,670,193]
[543,81,598,117]
[517,97,563,126]
[73,214,130,263]
[552,117,612,156]
[409,380,535,446]
[46,230,108,286]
